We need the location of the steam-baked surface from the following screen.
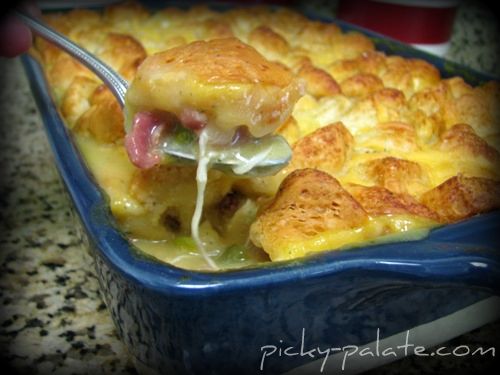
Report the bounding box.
[125,38,304,137]
[33,3,500,268]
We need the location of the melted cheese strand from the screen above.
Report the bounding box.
[232,146,272,175]
[191,130,219,270]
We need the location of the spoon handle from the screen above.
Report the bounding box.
[15,10,128,108]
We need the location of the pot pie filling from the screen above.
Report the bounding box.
[32,3,500,270]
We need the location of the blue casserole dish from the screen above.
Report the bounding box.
[22,3,500,374]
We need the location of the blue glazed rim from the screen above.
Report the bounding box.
[21,9,500,296]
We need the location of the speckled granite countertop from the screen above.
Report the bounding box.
[0,1,498,374]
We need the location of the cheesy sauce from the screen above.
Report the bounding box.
[271,215,435,262]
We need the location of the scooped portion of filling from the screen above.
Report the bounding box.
[124,108,261,171]
[123,38,304,270]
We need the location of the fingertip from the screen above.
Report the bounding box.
[0,15,33,58]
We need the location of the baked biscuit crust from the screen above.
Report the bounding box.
[125,37,304,137]
[250,169,368,261]
[421,175,500,222]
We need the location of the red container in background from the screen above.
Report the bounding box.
[337,0,460,56]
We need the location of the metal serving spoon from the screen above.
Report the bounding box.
[15,11,292,177]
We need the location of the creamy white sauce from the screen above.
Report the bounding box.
[232,146,272,175]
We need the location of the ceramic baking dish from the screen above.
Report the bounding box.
[22,3,500,374]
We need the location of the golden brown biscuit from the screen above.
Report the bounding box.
[355,121,419,153]
[125,37,304,138]
[449,81,500,137]
[297,60,341,98]
[288,122,354,175]
[347,184,440,221]
[95,33,147,81]
[379,56,439,96]
[46,55,96,102]
[420,175,500,222]
[250,169,368,260]
[364,157,429,195]
[340,73,384,97]
[371,88,407,123]
[439,124,500,163]
[328,51,386,82]
[74,85,125,143]
[407,78,500,139]
[103,1,150,28]
[248,26,289,57]
[61,76,100,127]
[200,19,234,39]
[37,10,102,64]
